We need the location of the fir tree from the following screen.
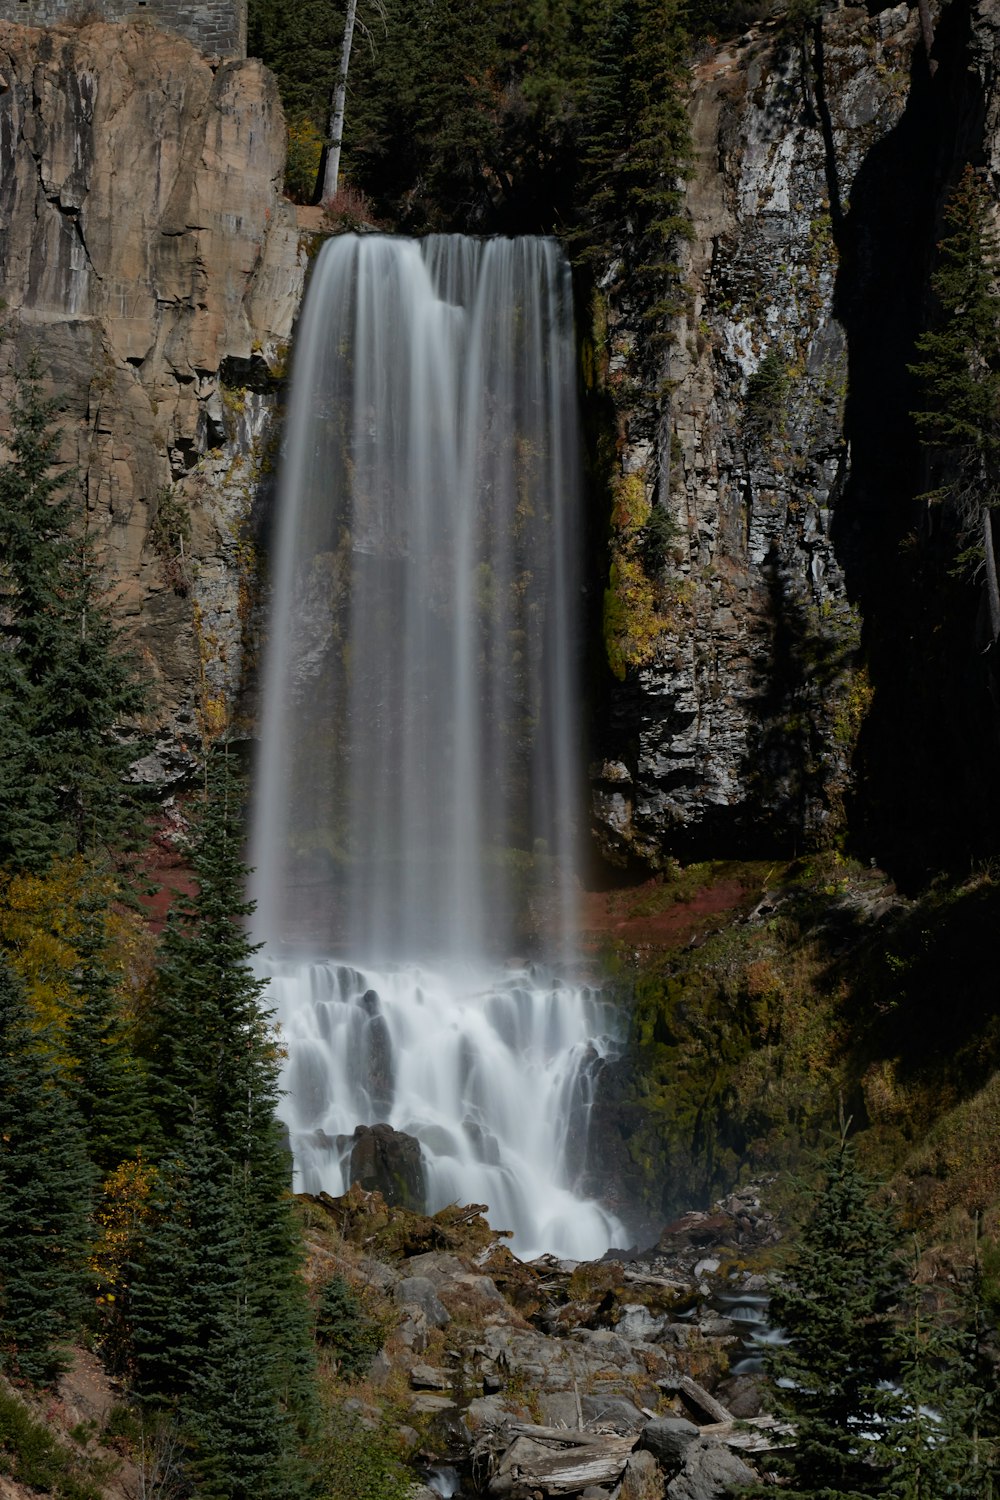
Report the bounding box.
[147,745,275,1149]
[130,1110,244,1406]
[886,1253,1000,1500]
[139,744,316,1464]
[0,351,146,872]
[761,1137,902,1498]
[131,1111,309,1500]
[65,891,151,1175]
[577,0,691,322]
[910,165,1000,524]
[0,956,93,1385]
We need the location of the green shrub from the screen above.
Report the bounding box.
[315,1276,382,1380]
[313,1410,411,1500]
[637,505,678,574]
[743,349,789,443]
[0,1384,104,1500]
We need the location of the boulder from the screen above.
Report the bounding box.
[666,1441,756,1500]
[616,1450,660,1500]
[579,1396,648,1433]
[639,1416,700,1467]
[395,1276,451,1328]
[411,1364,451,1391]
[349,1123,424,1209]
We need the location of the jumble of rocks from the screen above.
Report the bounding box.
[305,1183,789,1500]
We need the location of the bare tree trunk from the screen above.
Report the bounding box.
[983,506,1000,644]
[322,0,358,202]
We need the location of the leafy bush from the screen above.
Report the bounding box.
[313,1409,410,1500]
[285,118,324,204]
[637,505,677,574]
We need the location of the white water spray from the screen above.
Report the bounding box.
[251,235,624,1259]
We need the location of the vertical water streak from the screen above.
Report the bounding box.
[251,235,622,1257]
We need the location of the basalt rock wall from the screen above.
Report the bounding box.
[593,0,1000,876]
[0,18,305,777]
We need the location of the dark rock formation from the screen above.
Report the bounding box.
[348,1123,425,1210]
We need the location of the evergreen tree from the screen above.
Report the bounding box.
[761,1138,902,1498]
[130,1110,244,1406]
[885,1282,979,1500]
[0,956,93,1385]
[138,744,316,1469]
[0,352,147,872]
[65,891,151,1174]
[886,1254,1000,1500]
[910,165,1000,524]
[577,0,691,308]
[131,1111,308,1500]
[147,746,274,1149]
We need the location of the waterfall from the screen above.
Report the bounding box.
[251,235,623,1259]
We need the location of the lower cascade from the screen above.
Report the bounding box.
[265,959,622,1260]
[251,233,625,1258]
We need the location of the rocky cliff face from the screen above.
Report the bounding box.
[4,6,998,871]
[0,18,305,775]
[593,0,1000,874]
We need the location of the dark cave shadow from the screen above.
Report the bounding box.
[828,0,1000,886]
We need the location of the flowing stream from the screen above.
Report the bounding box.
[251,235,624,1259]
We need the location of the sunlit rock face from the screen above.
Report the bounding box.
[0,19,305,765]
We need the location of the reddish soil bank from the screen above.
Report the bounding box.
[138,810,197,934]
[577,872,752,954]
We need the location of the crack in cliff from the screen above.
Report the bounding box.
[48,195,102,283]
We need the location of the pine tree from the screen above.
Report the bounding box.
[910,165,1000,523]
[0,351,146,873]
[761,1138,902,1498]
[577,0,691,321]
[0,956,93,1385]
[137,744,316,1476]
[65,891,151,1175]
[886,1253,1000,1500]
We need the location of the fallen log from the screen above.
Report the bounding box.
[657,1373,733,1426]
[487,1432,636,1497]
[622,1270,690,1294]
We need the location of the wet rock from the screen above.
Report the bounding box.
[349,1123,424,1209]
[410,1394,457,1416]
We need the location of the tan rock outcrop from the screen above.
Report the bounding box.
[0,18,306,760]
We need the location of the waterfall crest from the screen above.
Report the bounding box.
[251,235,623,1258]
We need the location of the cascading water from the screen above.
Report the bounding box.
[251,234,624,1259]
